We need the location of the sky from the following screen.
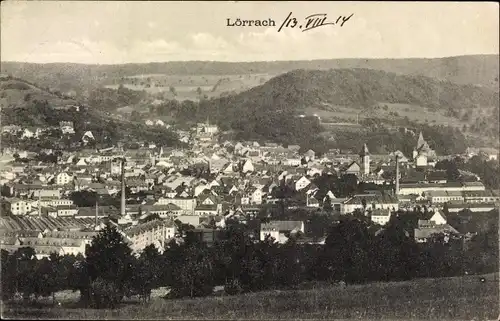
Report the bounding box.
[1,1,498,64]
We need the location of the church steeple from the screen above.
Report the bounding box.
[359,143,370,176]
[417,131,426,149]
[359,143,369,157]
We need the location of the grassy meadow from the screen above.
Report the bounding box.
[2,273,498,320]
[105,73,276,102]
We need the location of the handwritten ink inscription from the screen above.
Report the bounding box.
[278,12,354,32]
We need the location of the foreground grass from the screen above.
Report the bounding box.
[2,274,498,320]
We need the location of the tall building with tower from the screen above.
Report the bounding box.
[413,132,436,167]
[359,143,370,176]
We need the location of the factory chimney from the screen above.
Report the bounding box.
[95,198,99,230]
[120,157,126,216]
[38,193,41,218]
[395,154,400,196]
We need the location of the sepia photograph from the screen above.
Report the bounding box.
[0,1,499,320]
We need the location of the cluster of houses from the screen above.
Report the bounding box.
[2,121,97,146]
[1,123,498,257]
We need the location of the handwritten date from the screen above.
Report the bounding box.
[278,12,354,32]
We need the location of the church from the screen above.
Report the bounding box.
[413,132,436,167]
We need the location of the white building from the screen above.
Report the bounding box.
[56,172,72,185]
[370,209,392,226]
[260,221,305,244]
[427,191,464,204]
[242,159,254,173]
[2,198,32,215]
[60,121,75,134]
[295,176,312,191]
[156,197,197,215]
[341,194,399,215]
[429,211,447,225]
[21,129,35,139]
[124,219,176,254]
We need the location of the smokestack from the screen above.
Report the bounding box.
[120,157,126,216]
[38,193,41,218]
[395,155,400,196]
[95,198,99,229]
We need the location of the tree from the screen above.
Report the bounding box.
[12,247,38,301]
[170,243,214,298]
[336,174,358,198]
[69,190,98,207]
[1,250,16,300]
[323,195,333,213]
[169,86,177,96]
[130,110,140,120]
[128,244,160,303]
[314,219,372,284]
[32,257,58,302]
[83,223,135,307]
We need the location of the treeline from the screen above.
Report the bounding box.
[153,98,328,154]
[86,85,146,112]
[3,55,499,89]
[2,214,497,308]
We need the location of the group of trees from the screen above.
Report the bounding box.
[2,212,497,308]
[86,86,146,112]
[435,155,500,189]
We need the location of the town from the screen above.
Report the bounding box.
[1,2,498,318]
[1,119,498,257]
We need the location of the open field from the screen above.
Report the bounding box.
[2,273,498,320]
[305,103,484,129]
[104,73,276,102]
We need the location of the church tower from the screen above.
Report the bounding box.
[359,143,370,176]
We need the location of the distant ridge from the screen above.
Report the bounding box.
[1,55,498,90]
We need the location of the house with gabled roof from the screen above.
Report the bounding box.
[343,161,361,176]
[241,159,255,173]
[414,219,459,243]
[295,176,312,191]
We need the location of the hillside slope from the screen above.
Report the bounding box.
[0,76,78,109]
[180,68,499,149]
[221,68,499,111]
[4,274,498,320]
[2,55,498,91]
[0,77,182,149]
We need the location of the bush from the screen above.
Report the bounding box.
[89,278,123,309]
[224,278,244,295]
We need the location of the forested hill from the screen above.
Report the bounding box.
[216,68,499,111]
[2,54,498,90]
[154,67,498,153]
[180,67,498,130]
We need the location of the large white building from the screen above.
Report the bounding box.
[426,191,464,204]
[156,197,197,215]
[398,182,485,196]
[341,193,399,215]
[2,198,32,215]
[124,219,177,254]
